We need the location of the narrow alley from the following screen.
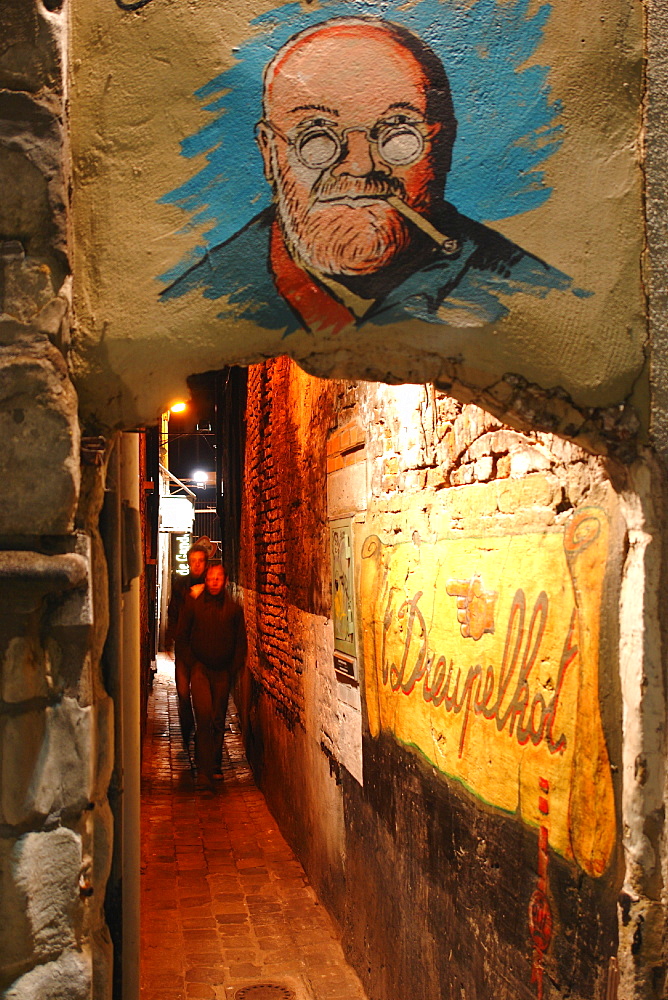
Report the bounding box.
[140,657,369,1000]
[3,1,667,998]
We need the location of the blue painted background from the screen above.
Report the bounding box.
[160,0,561,285]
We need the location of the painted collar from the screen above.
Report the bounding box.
[269,222,357,335]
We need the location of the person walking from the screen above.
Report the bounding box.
[166,538,214,751]
[176,561,246,792]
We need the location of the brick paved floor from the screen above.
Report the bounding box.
[141,658,369,1000]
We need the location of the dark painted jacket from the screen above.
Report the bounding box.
[160,202,581,334]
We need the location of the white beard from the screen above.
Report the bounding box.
[273,163,412,276]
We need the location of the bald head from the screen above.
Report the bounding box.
[263,18,456,174]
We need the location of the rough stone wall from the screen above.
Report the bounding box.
[236,360,638,1000]
[0,3,113,997]
[361,382,610,509]
[644,7,668,995]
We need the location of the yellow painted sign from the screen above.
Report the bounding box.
[361,507,615,877]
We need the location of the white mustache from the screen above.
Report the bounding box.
[311,173,405,204]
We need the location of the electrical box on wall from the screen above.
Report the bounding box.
[330,517,358,679]
[333,651,356,679]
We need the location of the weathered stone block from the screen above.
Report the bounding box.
[450,404,488,459]
[0,340,79,534]
[450,463,475,487]
[0,154,51,268]
[496,453,512,478]
[1,247,55,323]
[0,94,68,262]
[50,534,93,629]
[92,695,114,804]
[465,428,531,461]
[0,829,81,976]
[495,472,558,514]
[14,828,81,957]
[44,633,91,699]
[31,698,92,818]
[0,837,32,976]
[0,290,71,354]
[473,456,494,482]
[0,710,45,826]
[0,551,88,615]
[0,698,93,825]
[565,462,598,508]
[5,949,91,1000]
[0,0,63,95]
[397,468,428,491]
[426,466,447,489]
[1,635,49,703]
[509,445,552,477]
[544,433,584,465]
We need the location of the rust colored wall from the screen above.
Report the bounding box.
[235,358,349,910]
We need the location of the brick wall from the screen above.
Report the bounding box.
[240,358,338,728]
[243,362,300,726]
[326,420,366,474]
[361,383,605,506]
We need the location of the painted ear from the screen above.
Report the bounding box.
[256,124,275,184]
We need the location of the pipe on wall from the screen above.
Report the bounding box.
[104,432,142,1000]
[119,432,141,1000]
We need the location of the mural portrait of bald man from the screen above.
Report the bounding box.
[162,18,577,336]
[71,0,644,436]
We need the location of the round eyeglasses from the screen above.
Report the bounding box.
[262,119,428,171]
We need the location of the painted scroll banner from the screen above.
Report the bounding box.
[360,507,615,877]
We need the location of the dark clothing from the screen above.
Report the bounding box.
[166,571,205,747]
[176,589,246,779]
[177,590,246,675]
[166,571,205,647]
[190,664,232,780]
[174,657,195,749]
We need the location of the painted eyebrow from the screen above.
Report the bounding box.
[287,104,339,116]
[385,102,425,115]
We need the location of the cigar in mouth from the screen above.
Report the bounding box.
[386,195,460,256]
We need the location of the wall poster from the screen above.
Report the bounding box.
[360,502,616,880]
[331,517,358,677]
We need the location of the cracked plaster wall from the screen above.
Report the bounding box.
[631,2,668,998]
[357,381,668,999]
